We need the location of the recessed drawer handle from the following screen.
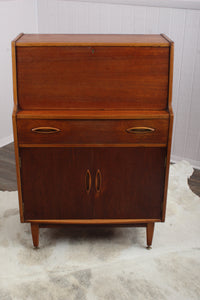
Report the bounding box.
[95,169,101,193]
[85,169,91,193]
[126,127,155,134]
[31,127,61,134]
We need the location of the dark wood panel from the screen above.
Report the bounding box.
[20,148,94,220]
[16,34,169,47]
[17,46,169,110]
[93,147,166,219]
[17,119,169,145]
[1,143,199,198]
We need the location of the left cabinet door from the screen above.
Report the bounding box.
[20,147,93,220]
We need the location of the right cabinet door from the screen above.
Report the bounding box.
[93,147,166,219]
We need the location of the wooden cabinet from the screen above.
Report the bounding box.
[12,34,174,248]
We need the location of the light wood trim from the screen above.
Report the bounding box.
[12,33,23,108]
[31,127,61,134]
[19,143,167,148]
[85,169,92,193]
[161,33,174,45]
[126,127,155,134]
[16,42,169,47]
[31,223,39,248]
[162,38,174,222]
[27,219,161,224]
[168,42,174,114]
[12,33,24,43]
[12,33,24,223]
[146,222,155,247]
[15,34,169,47]
[16,109,169,120]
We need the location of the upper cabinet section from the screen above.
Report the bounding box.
[14,34,170,110]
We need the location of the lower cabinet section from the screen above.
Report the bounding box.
[20,147,166,221]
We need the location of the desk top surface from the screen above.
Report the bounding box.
[15,34,170,47]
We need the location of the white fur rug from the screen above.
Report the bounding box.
[0,161,200,300]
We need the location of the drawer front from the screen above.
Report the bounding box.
[16,46,169,110]
[17,119,169,145]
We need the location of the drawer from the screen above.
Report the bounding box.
[17,119,169,145]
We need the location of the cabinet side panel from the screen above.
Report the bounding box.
[16,46,169,110]
[12,34,24,222]
[162,42,174,221]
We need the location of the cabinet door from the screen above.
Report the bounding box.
[93,147,166,219]
[20,148,93,220]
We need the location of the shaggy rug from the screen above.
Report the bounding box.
[0,161,199,300]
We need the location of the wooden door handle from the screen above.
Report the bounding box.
[32,127,61,134]
[85,169,91,193]
[95,169,101,193]
[126,127,155,134]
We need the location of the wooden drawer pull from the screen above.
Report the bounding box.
[85,169,91,193]
[95,169,101,193]
[32,127,61,134]
[126,127,155,134]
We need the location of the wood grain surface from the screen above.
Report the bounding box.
[16,34,169,47]
[17,118,169,145]
[20,147,166,220]
[16,46,169,110]
[1,144,199,197]
[16,110,169,119]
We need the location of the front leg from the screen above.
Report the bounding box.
[146,222,155,249]
[31,223,39,248]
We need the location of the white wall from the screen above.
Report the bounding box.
[0,0,38,146]
[0,0,200,168]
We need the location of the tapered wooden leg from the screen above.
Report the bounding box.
[146,222,155,249]
[31,223,39,248]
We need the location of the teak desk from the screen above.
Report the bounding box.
[12,34,173,248]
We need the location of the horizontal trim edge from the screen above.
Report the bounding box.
[26,219,161,224]
[19,143,167,147]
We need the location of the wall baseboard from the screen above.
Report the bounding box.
[0,135,14,148]
[171,154,200,170]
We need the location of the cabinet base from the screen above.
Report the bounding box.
[30,221,155,249]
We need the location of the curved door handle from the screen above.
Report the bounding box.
[126,127,155,134]
[85,169,91,193]
[32,127,61,134]
[95,169,101,193]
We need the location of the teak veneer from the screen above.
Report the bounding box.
[12,34,174,248]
